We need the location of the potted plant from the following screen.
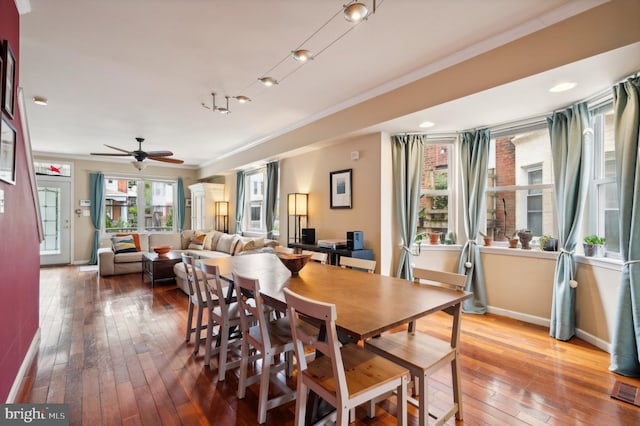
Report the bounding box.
[429,232,440,245]
[583,235,605,257]
[517,229,533,250]
[539,235,558,251]
[508,232,519,248]
[479,231,492,246]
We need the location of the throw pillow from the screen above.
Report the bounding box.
[188,233,207,250]
[116,233,140,251]
[205,230,222,251]
[111,235,138,254]
[216,233,239,254]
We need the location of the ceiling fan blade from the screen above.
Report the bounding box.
[104,144,133,154]
[90,152,132,157]
[145,150,174,157]
[149,156,184,164]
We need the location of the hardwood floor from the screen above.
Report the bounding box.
[16,266,640,425]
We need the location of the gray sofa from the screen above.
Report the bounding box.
[97,230,276,294]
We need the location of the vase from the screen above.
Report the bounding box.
[517,230,533,250]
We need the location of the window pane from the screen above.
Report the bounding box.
[603,110,616,178]
[105,178,137,233]
[599,181,620,254]
[418,143,452,237]
[144,180,174,232]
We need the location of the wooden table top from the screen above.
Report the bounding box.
[202,253,471,340]
[142,251,183,262]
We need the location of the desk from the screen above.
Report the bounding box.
[287,242,373,267]
[202,253,470,340]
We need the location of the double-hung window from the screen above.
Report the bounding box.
[242,167,280,236]
[484,125,555,243]
[104,177,176,233]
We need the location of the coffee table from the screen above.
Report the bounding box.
[142,251,182,288]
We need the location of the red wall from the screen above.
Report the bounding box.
[0,0,41,402]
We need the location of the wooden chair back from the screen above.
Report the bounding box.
[412,267,466,291]
[302,250,328,264]
[181,254,199,299]
[339,256,376,273]
[233,273,272,351]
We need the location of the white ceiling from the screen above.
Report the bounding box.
[17,0,639,169]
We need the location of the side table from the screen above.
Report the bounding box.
[142,251,182,288]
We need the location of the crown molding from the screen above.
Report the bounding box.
[14,0,31,15]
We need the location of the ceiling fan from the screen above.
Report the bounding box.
[90,137,184,170]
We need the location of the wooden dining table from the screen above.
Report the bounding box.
[201,252,471,341]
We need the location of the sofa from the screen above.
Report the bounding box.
[97,230,277,293]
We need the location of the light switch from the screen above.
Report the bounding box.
[82,209,91,217]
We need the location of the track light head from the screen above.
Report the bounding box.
[258,77,278,87]
[344,2,369,22]
[292,49,314,62]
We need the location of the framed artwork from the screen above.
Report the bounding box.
[0,115,16,184]
[2,40,16,119]
[330,168,352,209]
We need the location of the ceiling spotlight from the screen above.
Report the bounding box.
[234,95,252,103]
[344,2,369,22]
[33,96,48,106]
[292,49,314,62]
[258,77,278,87]
[549,81,577,93]
[419,121,435,128]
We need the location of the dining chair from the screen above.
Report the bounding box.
[284,287,409,426]
[182,254,217,354]
[199,262,246,381]
[302,250,328,264]
[339,256,376,273]
[364,267,467,426]
[234,273,297,424]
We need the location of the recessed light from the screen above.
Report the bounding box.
[549,82,577,93]
[33,96,48,106]
[419,121,435,128]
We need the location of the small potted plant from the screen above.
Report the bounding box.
[508,232,519,248]
[583,235,605,257]
[479,231,492,246]
[429,232,440,245]
[517,229,533,250]
[539,235,558,251]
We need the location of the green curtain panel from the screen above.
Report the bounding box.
[392,134,424,279]
[547,102,592,341]
[176,178,185,232]
[611,76,640,377]
[89,172,105,265]
[457,129,490,313]
[235,170,245,234]
[265,161,279,240]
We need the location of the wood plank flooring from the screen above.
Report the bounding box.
[15,266,640,425]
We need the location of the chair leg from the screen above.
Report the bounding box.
[397,375,408,426]
[204,315,215,366]
[218,327,229,381]
[294,379,307,426]
[185,302,194,342]
[418,373,428,426]
[238,338,250,399]
[451,356,463,420]
[257,353,272,424]
[193,306,204,354]
[337,405,348,426]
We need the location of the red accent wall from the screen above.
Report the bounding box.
[0,0,41,402]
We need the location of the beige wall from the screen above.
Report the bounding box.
[35,156,199,263]
[279,133,383,270]
[413,247,620,350]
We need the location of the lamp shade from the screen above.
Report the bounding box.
[215,201,229,216]
[288,193,308,216]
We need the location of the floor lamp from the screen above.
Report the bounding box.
[288,193,308,244]
[215,201,229,233]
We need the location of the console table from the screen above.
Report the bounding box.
[288,242,373,266]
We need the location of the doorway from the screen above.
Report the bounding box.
[37,178,71,265]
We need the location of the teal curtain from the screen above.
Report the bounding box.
[89,172,105,265]
[610,76,640,376]
[235,170,245,234]
[176,178,185,232]
[392,134,424,279]
[457,129,490,313]
[548,102,592,341]
[265,162,279,240]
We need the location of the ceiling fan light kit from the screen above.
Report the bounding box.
[90,137,184,170]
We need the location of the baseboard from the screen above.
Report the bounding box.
[72,259,90,265]
[486,305,611,353]
[6,328,41,403]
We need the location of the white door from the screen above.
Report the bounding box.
[37,179,71,265]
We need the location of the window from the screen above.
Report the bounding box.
[591,104,619,256]
[417,141,454,241]
[104,178,176,233]
[242,168,279,235]
[485,126,555,241]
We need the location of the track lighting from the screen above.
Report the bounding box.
[234,95,252,103]
[258,77,278,87]
[292,49,313,62]
[202,92,251,114]
[344,2,369,22]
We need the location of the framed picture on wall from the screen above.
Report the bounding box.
[0,115,16,184]
[2,40,16,119]
[330,168,352,209]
